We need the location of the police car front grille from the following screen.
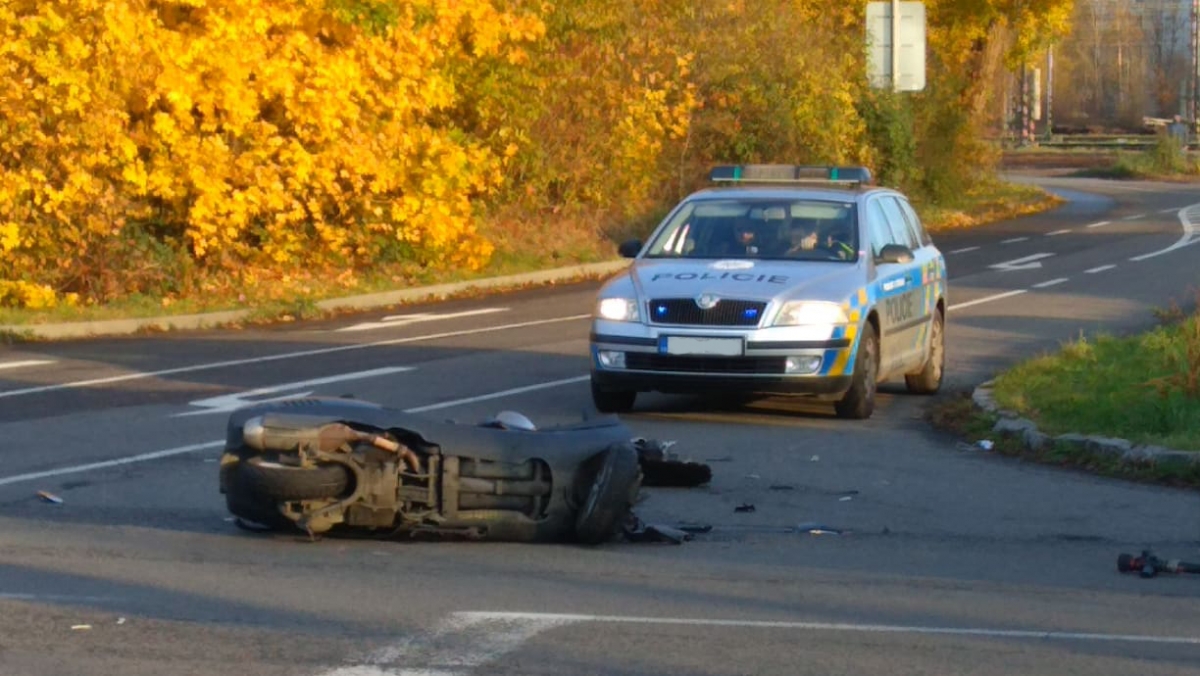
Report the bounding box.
[625,354,787,374]
[647,298,766,326]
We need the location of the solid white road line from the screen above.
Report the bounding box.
[173,367,416,417]
[948,246,981,254]
[0,359,55,371]
[0,377,595,487]
[455,611,1200,646]
[0,314,590,400]
[1032,278,1069,289]
[336,307,510,333]
[1129,202,1200,261]
[320,613,578,676]
[1085,265,1116,274]
[0,440,225,488]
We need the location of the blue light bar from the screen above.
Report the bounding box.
[709,164,873,186]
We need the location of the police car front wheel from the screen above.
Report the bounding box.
[591,380,637,414]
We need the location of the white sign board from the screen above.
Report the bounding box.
[866,1,927,92]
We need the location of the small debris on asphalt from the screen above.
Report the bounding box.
[977,439,994,451]
[734,503,756,513]
[796,522,845,535]
[839,496,853,502]
[769,484,795,491]
[36,490,63,505]
[810,455,820,462]
[745,473,761,480]
[70,624,91,631]
[117,618,127,625]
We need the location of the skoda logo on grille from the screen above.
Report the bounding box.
[695,293,720,310]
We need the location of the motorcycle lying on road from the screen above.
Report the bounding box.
[218,396,709,544]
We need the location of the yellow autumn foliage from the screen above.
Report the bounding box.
[0,0,543,306]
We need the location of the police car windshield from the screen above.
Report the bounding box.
[643,198,859,262]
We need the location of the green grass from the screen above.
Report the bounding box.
[989,310,1200,452]
[1070,133,1200,181]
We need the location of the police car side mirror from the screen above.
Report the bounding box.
[876,244,914,265]
[618,239,643,258]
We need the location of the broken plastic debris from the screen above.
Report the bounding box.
[71,624,91,631]
[117,618,127,625]
[810,455,820,462]
[36,490,63,505]
[977,440,994,451]
[734,503,756,513]
[838,496,853,502]
[745,473,761,480]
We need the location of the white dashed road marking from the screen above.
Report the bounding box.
[1032,278,1069,289]
[1001,237,1028,244]
[1085,265,1117,274]
[1086,220,1110,228]
[949,246,981,254]
[945,289,1028,312]
[1123,213,1146,220]
[0,359,55,371]
[1045,229,1071,236]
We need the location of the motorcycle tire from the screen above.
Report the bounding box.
[231,456,351,502]
[574,442,642,545]
[223,487,297,531]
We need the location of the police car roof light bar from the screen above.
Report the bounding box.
[709,164,873,186]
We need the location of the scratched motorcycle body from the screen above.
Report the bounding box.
[217,397,643,544]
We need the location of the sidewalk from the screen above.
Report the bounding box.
[0,260,630,341]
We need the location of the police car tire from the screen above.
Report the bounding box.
[592,381,637,413]
[835,323,878,420]
[574,442,642,545]
[905,310,944,395]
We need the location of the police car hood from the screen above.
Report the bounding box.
[631,258,859,302]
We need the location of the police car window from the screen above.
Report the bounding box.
[897,197,932,246]
[643,198,858,262]
[867,200,896,257]
[879,197,919,249]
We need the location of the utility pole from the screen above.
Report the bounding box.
[1045,45,1054,140]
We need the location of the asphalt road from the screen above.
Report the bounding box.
[2,174,1200,676]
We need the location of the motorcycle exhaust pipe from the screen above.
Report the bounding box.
[242,414,422,471]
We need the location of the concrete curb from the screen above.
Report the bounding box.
[970,379,1200,467]
[0,259,631,341]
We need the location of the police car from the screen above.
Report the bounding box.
[588,164,947,420]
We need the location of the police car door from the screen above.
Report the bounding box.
[866,195,925,376]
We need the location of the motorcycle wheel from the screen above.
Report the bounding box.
[574,442,642,545]
[231,456,351,501]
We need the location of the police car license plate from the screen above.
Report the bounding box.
[660,336,744,356]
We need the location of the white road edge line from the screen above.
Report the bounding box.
[1085,220,1110,228]
[1085,265,1116,274]
[948,246,980,254]
[453,611,1200,646]
[0,359,55,371]
[1032,278,1069,289]
[1045,229,1071,236]
[0,314,591,400]
[0,377,593,487]
[1129,202,1200,261]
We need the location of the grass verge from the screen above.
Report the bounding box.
[1068,133,1200,181]
[0,178,1061,331]
[928,296,1200,487]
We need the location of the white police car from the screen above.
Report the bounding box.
[589,164,947,419]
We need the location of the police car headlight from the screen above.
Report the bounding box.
[596,297,640,322]
[773,301,848,327]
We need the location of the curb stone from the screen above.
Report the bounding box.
[0,259,631,341]
[970,379,1200,468]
